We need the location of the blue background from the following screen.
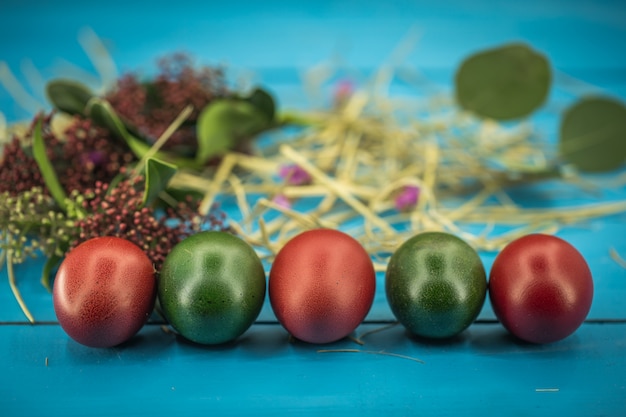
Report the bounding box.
[1,1,626,416]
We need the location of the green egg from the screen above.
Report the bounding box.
[385,232,487,339]
[158,231,266,345]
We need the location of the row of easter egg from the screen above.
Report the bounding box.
[53,229,593,348]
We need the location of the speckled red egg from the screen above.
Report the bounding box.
[269,229,376,344]
[489,234,594,344]
[53,237,156,348]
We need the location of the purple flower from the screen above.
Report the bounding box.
[81,150,108,169]
[395,185,420,211]
[272,194,291,209]
[334,79,354,107]
[278,164,311,185]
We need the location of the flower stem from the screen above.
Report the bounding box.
[277,110,321,127]
[131,104,194,179]
[317,349,424,364]
[355,322,400,343]
[6,249,35,323]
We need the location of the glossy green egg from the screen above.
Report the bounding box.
[158,231,266,345]
[385,232,487,339]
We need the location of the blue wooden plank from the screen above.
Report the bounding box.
[1,322,625,416]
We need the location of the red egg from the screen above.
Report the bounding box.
[53,237,156,347]
[489,234,593,344]
[269,229,376,344]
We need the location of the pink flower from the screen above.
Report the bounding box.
[278,164,311,186]
[272,194,292,209]
[395,185,420,211]
[334,79,354,108]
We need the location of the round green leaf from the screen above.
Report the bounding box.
[559,97,626,172]
[196,100,269,163]
[245,87,276,121]
[454,43,551,120]
[46,79,94,115]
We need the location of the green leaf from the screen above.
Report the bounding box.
[559,97,626,172]
[46,79,94,115]
[32,119,68,211]
[85,97,133,139]
[454,43,551,120]
[245,87,276,121]
[196,99,270,163]
[143,158,178,206]
[86,98,158,161]
[85,98,201,170]
[40,253,62,292]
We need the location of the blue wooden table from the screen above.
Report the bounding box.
[1,1,626,416]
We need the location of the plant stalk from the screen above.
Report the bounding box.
[6,249,35,323]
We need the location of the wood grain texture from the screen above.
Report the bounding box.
[1,322,625,416]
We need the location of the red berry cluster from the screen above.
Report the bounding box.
[0,113,135,196]
[105,54,227,153]
[61,117,136,193]
[72,175,228,271]
[0,114,56,195]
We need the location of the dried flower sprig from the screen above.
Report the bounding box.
[0,113,135,197]
[0,187,76,264]
[72,173,228,272]
[0,187,78,319]
[106,53,227,153]
[1,41,246,322]
[0,171,229,321]
[0,101,230,323]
